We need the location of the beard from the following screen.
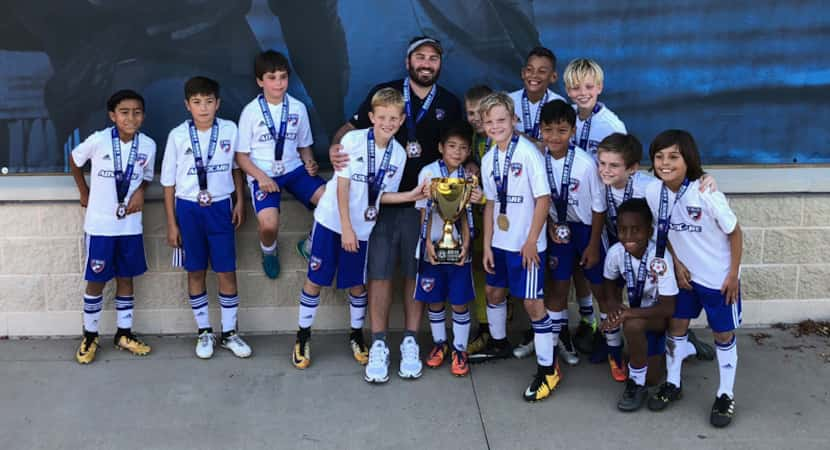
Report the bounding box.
[408,65,440,87]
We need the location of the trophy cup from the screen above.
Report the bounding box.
[429,176,478,264]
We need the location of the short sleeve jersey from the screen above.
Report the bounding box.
[508,88,566,136]
[481,136,551,252]
[349,79,462,204]
[572,105,626,161]
[644,179,739,289]
[160,118,238,202]
[545,146,606,225]
[236,93,313,179]
[604,241,680,308]
[71,127,156,236]
[314,128,407,241]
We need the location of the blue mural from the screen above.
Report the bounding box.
[0,0,827,173]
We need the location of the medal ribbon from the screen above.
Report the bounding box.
[624,242,652,308]
[492,134,519,218]
[656,179,690,258]
[576,102,603,150]
[521,90,548,139]
[544,145,575,225]
[257,94,289,163]
[366,128,394,213]
[605,176,635,245]
[403,77,436,145]
[187,120,219,193]
[110,127,139,207]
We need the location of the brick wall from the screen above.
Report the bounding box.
[0,193,828,337]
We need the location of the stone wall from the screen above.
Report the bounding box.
[0,191,828,337]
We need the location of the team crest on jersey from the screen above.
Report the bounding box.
[511,163,523,177]
[220,140,231,153]
[387,165,398,178]
[255,190,268,202]
[435,108,446,120]
[309,256,322,271]
[548,256,558,270]
[420,277,435,292]
[136,153,148,167]
[686,206,702,221]
[288,114,299,126]
[90,259,106,274]
[569,178,580,192]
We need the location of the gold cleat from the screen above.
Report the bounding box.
[76,335,99,364]
[114,333,151,356]
[292,339,311,369]
[523,364,562,402]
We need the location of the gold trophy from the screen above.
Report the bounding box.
[429,176,478,264]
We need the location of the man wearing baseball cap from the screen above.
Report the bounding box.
[327,36,463,384]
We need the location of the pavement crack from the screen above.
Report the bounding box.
[469,369,491,450]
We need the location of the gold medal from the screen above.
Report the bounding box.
[497,214,509,231]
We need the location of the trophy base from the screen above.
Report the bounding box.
[434,247,463,265]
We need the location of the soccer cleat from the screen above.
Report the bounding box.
[512,328,535,359]
[617,379,648,412]
[608,356,628,382]
[195,330,216,359]
[710,394,736,428]
[262,249,280,279]
[398,336,423,379]
[296,237,312,262]
[557,332,580,366]
[364,340,390,384]
[451,350,470,377]
[114,332,151,356]
[574,319,597,354]
[349,329,369,365]
[221,332,252,358]
[648,382,683,411]
[467,326,490,355]
[426,342,449,368]
[523,364,561,402]
[469,338,512,363]
[76,333,99,364]
[688,329,716,361]
[291,331,311,369]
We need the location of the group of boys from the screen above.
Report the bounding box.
[69,35,736,427]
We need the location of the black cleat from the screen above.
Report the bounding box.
[469,338,512,364]
[710,394,735,428]
[648,382,682,411]
[617,379,648,412]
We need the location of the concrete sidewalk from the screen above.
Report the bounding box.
[0,328,828,450]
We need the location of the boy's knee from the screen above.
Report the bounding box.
[712,330,734,344]
[451,304,468,314]
[624,318,647,334]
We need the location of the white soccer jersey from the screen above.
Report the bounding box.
[572,104,626,161]
[481,135,550,252]
[604,241,680,308]
[236,93,313,179]
[414,160,466,258]
[508,88,566,136]
[645,179,739,289]
[545,146,606,225]
[71,127,156,236]
[160,118,238,202]
[314,128,406,240]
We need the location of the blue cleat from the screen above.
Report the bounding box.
[262,248,280,279]
[296,238,311,262]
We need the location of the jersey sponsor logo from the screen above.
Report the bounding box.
[435,108,445,120]
[505,195,525,204]
[420,277,435,292]
[569,178,580,192]
[686,206,702,221]
[97,170,140,179]
[90,259,106,273]
[136,153,148,167]
[511,162,523,177]
[351,174,369,183]
[255,190,268,202]
[187,164,230,175]
[669,222,703,232]
[220,139,232,153]
[309,256,322,271]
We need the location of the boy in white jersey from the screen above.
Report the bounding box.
[161,77,252,359]
[415,122,483,377]
[536,100,615,380]
[289,89,425,378]
[562,58,627,357]
[644,130,743,428]
[236,50,326,279]
[508,47,566,142]
[468,92,555,402]
[69,90,155,364]
[602,199,678,412]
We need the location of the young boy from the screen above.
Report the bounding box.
[236,50,326,279]
[69,89,156,364]
[602,199,678,411]
[415,122,483,377]
[537,100,613,377]
[161,76,252,359]
[470,92,555,402]
[465,85,494,166]
[562,57,627,358]
[508,47,566,141]
[288,88,424,377]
